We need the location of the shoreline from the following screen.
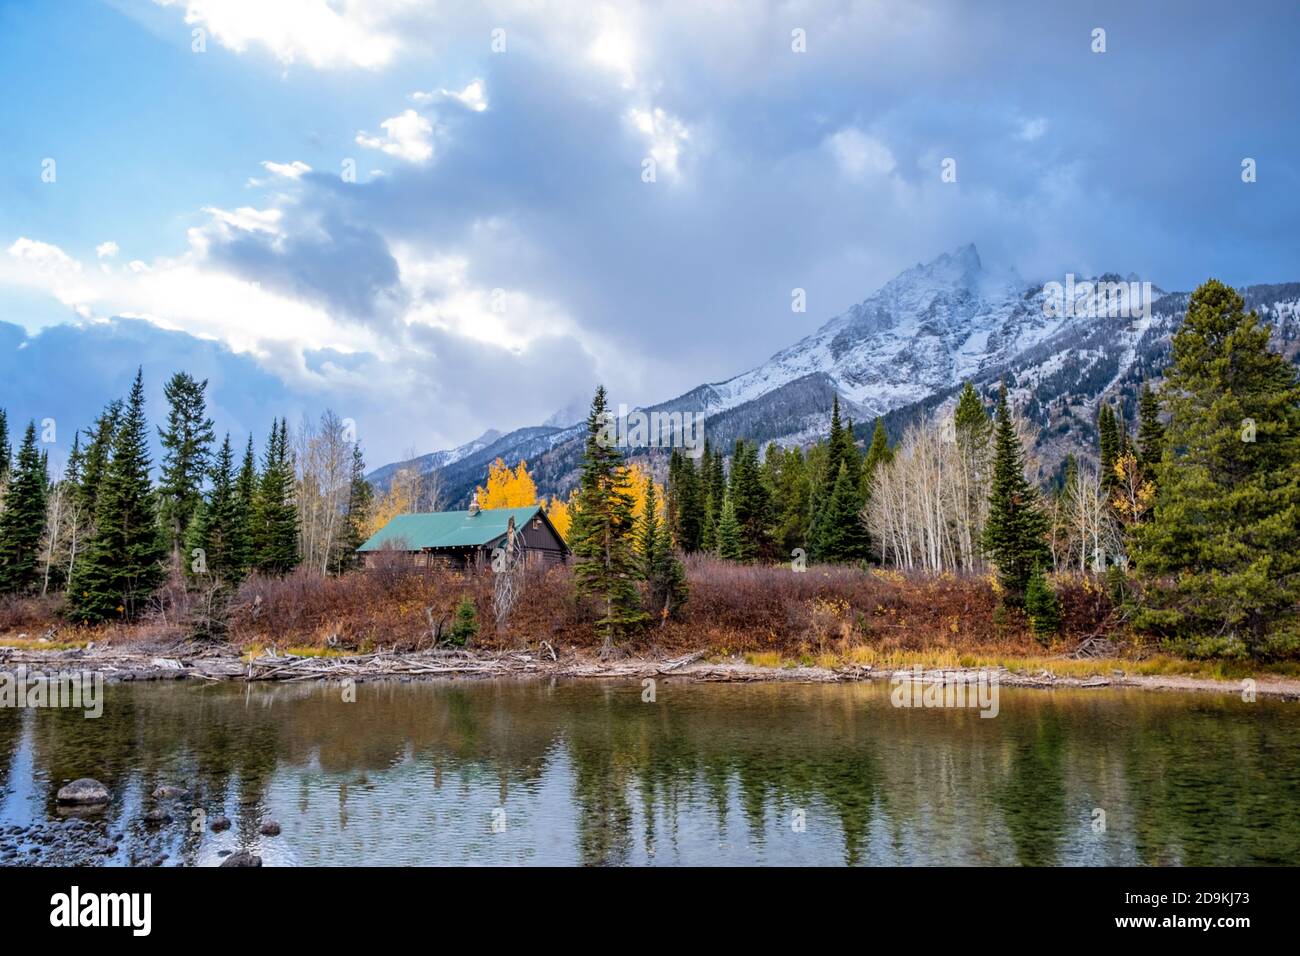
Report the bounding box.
[2,642,1296,700]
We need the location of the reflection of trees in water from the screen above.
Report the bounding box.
[3,680,1298,866]
[995,709,1068,866]
[1121,697,1300,866]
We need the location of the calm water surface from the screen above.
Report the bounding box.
[1,679,1297,865]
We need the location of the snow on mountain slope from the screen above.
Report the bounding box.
[697,244,1084,419]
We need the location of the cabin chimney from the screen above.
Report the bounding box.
[468,490,481,516]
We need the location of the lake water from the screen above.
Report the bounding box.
[1,678,1296,866]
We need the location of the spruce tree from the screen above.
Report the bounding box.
[67,370,165,624]
[1136,280,1300,658]
[0,422,49,593]
[251,419,299,575]
[716,491,743,561]
[569,386,647,653]
[232,436,257,576]
[1136,383,1165,477]
[861,417,893,498]
[157,372,215,563]
[337,442,374,572]
[637,476,687,620]
[1024,567,1061,645]
[77,399,121,525]
[981,384,1049,604]
[666,449,704,553]
[1098,403,1120,494]
[816,463,872,563]
[728,440,773,560]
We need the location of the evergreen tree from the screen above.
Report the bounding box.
[769,445,811,555]
[157,372,215,562]
[1024,567,1061,645]
[0,422,49,593]
[185,434,242,582]
[77,399,122,525]
[337,442,374,572]
[815,463,872,563]
[666,449,704,553]
[1136,383,1165,477]
[716,491,743,561]
[1136,280,1300,658]
[637,476,687,620]
[1098,403,1120,494]
[728,440,773,560]
[569,386,647,653]
[232,436,257,576]
[981,384,1050,604]
[861,417,893,499]
[448,595,479,647]
[67,370,165,623]
[251,419,299,575]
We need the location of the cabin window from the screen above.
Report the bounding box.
[532,518,541,529]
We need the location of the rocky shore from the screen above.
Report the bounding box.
[3,640,1297,699]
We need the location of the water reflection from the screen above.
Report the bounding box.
[0,679,1295,866]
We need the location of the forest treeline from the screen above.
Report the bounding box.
[0,279,1296,659]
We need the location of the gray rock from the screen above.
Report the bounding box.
[219,850,262,867]
[258,820,281,836]
[143,808,173,824]
[152,785,187,800]
[210,816,231,832]
[56,778,110,805]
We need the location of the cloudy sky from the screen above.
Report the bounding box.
[1,0,1297,468]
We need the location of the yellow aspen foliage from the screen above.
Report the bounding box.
[617,462,665,527]
[544,487,579,543]
[477,458,539,509]
[365,465,420,537]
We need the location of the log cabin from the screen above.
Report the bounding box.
[357,498,569,570]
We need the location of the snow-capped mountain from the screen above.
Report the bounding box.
[696,244,1111,421]
[369,245,1299,503]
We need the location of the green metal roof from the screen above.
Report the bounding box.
[357,505,544,552]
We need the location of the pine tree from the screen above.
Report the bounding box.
[769,444,811,555]
[67,370,165,624]
[251,419,299,575]
[716,491,743,561]
[157,372,215,563]
[861,417,893,499]
[1136,280,1300,658]
[981,384,1050,603]
[569,386,647,653]
[637,477,687,620]
[1136,383,1165,477]
[185,434,242,582]
[77,399,121,525]
[728,440,773,560]
[0,422,49,593]
[815,463,872,563]
[667,449,704,553]
[448,595,479,647]
[337,442,374,572]
[232,436,257,576]
[1098,403,1120,495]
[1024,567,1061,645]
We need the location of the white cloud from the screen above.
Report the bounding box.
[95,241,119,259]
[1017,117,1048,142]
[261,160,313,179]
[825,128,896,180]
[627,107,690,177]
[153,0,401,69]
[411,79,487,112]
[356,109,435,164]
